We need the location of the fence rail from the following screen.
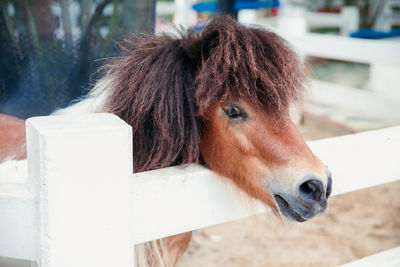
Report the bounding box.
[1,113,400,266]
[285,33,400,65]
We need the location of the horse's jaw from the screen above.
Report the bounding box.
[274,194,307,222]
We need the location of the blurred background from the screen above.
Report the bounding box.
[1,1,400,266]
[1,0,400,124]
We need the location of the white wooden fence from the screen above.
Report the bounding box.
[238,5,400,101]
[1,113,400,266]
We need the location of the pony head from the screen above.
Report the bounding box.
[103,16,331,222]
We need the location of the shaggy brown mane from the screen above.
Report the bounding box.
[103,16,307,172]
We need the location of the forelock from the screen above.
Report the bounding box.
[193,17,308,118]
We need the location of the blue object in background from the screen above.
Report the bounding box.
[192,1,217,12]
[192,0,279,12]
[235,0,279,10]
[350,29,400,39]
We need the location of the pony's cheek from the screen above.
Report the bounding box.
[200,127,237,175]
[199,130,228,171]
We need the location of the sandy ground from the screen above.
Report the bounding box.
[176,113,400,267]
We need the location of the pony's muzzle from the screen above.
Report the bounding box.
[298,178,329,207]
[296,175,332,219]
[272,174,332,222]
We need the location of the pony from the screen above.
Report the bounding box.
[0,16,332,266]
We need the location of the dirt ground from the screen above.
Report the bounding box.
[176,113,400,267]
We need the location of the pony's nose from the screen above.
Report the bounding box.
[326,176,332,198]
[298,178,327,206]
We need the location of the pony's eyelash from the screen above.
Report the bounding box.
[222,104,248,121]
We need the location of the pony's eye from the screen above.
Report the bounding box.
[222,104,247,120]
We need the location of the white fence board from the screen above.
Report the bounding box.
[0,114,400,264]
[308,80,400,122]
[308,126,400,195]
[340,246,400,267]
[286,33,400,64]
[0,185,35,261]
[131,164,267,244]
[130,126,400,244]
[0,159,35,261]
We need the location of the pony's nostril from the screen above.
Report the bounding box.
[299,179,324,203]
[326,176,332,198]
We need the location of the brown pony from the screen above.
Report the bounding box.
[0,16,332,266]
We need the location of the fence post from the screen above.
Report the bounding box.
[26,113,134,267]
[370,63,400,100]
[340,6,359,36]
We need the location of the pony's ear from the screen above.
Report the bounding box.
[199,30,219,62]
[182,29,219,64]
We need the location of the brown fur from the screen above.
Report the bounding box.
[103,16,307,174]
[0,114,26,163]
[200,101,322,209]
